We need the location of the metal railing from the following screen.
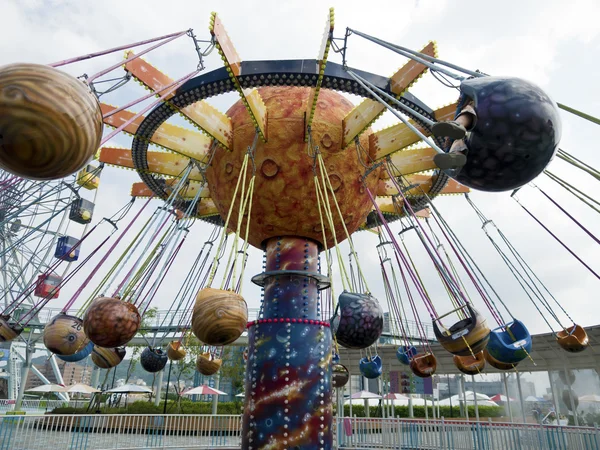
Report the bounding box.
[3,413,600,450]
[0,400,83,414]
[0,414,241,450]
[337,417,600,449]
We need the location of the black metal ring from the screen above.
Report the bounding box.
[130,59,448,226]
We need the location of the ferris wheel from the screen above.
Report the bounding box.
[0,166,100,316]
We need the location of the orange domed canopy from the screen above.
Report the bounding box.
[205,87,379,249]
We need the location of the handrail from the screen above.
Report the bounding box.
[1,413,598,450]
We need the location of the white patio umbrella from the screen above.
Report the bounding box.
[182,385,227,396]
[61,384,101,394]
[104,384,153,408]
[26,384,66,393]
[348,391,382,418]
[104,384,153,394]
[383,393,408,400]
[26,384,67,410]
[60,384,101,408]
[439,392,498,407]
[350,390,382,399]
[580,395,600,403]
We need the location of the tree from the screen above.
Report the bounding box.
[168,345,201,413]
[219,346,246,406]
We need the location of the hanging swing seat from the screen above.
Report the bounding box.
[486,319,532,364]
[433,303,490,356]
[167,341,186,361]
[91,346,126,369]
[0,315,23,342]
[196,352,222,376]
[359,355,383,379]
[332,363,350,388]
[192,288,248,346]
[409,352,437,378]
[56,341,94,363]
[332,291,384,350]
[140,347,168,373]
[453,351,486,375]
[396,345,417,365]
[483,349,517,371]
[557,324,589,353]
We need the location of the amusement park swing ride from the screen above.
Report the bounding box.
[0,7,598,449]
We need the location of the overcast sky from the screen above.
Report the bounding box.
[2,0,599,391]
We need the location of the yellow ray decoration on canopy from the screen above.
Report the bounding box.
[99,147,204,182]
[379,146,438,177]
[210,12,268,141]
[100,103,213,163]
[370,102,458,160]
[376,175,469,197]
[342,41,437,148]
[305,7,335,140]
[375,197,431,217]
[124,51,232,149]
[131,180,210,199]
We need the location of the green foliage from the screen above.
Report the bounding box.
[50,401,502,418]
[341,404,504,418]
[219,347,245,403]
[50,400,243,415]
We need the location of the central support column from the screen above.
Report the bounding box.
[243,236,333,450]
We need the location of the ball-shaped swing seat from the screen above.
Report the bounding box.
[359,354,383,379]
[43,313,89,356]
[409,352,437,378]
[332,363,350,388]
[449,76,561,192]
[557,324,589,353]
[140,346,168,373]
[453,351,486,375]
[432,303,490,356]
[483,348,517,371]
[91,345,126,369]
[191,288,248,346]
[396,345,417,365]
[83,297,141,348]
[0,63,103,180]
[331,291,384,349]
[196,351,222,376]
[167,341,187,361]
[0,315,23,342]
[56,341,94,363]
[486,319,532,364]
